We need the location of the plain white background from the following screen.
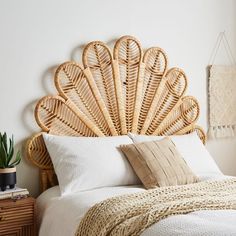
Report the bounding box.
[0,0,236,196]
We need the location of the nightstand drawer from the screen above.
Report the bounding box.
[0,204,34,225]
[0,197,36,236]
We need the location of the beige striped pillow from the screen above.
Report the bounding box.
[120,138,199,189]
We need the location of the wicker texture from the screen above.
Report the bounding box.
[55,62,116,136]
[0,197,36,236]
[76,178,236,236]
[114,36,143,133]
[140,68,187,134]
[35,96,101,137]
[189,125,206,144]
[152,96,200,136]
[83,41,121,135]
[27,35,206,191]
[135,47,168,133]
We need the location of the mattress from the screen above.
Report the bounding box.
[37,175,236,236]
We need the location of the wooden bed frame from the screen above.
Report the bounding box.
[27,35,206,192]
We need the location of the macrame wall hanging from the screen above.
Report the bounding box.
[208,32,236,138]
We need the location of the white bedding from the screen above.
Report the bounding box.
[37,175,236,236]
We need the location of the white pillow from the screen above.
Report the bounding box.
[43,134,140,195]
[128,132,222,177]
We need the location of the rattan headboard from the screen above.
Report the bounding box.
[27,35,206,192]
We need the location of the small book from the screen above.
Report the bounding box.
[0,187,29,200]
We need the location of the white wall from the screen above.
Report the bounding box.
[0,0,235,197]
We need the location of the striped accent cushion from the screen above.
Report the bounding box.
[120,138,199,189]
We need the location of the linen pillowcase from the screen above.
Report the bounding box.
[43,133,141,196]
[128,132,222,177]
[120,138,199,189]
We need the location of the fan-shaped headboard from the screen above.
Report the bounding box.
[27,36,206,192]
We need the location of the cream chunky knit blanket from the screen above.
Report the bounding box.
[76,178,236,236]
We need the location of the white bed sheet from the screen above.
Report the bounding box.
[37,175,236,236]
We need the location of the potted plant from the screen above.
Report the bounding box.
[0,132,21,191]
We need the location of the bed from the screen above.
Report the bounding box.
[37,175,236,236]
[27,35,236,236]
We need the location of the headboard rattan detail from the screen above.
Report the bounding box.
[27,36,206,192]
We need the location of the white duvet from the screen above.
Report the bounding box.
[37,175,236,236]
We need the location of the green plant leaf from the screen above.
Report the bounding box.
[0,154,4,168]
[0,132,9,167]
[7,136,14,165]
[0,133,6,168]
[0,138,4,168]
[9,150,21,167]
[0,133,21,168]
[2,133,8,155]
[1,142,8,168]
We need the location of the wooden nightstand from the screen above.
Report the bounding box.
[0,197,36,236]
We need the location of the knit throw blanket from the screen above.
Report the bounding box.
[75,178,236,236]
[209,65,236,138]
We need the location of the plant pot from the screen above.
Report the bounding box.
[0,167,16,191]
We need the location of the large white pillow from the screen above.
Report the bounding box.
[43,134,141,195]
[128,132,222,177]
